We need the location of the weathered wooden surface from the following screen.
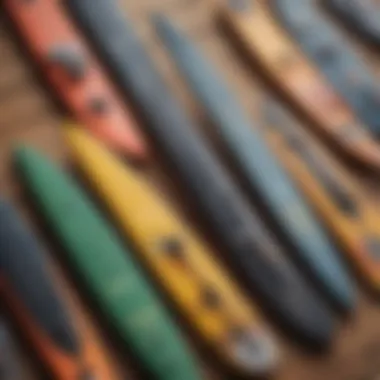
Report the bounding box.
[2,0,380,379]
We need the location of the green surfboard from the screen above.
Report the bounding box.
[14,146,202,380]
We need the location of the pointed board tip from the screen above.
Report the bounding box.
[151,12,171,31]
[150,12,166,25]
[64,125,102,150]
[64,125,101,153]
[64,123,149,166]
[12,146,51,182]
[64,125,114,173]
[63,122,87,139]
[62,119,81,131]
[153,14,182,45]
[12,145,38,165]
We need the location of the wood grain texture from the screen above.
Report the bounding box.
[2,0,380,379]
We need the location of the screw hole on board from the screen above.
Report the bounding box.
[160,236,186,260]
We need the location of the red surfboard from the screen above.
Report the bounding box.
[3,0,147,161]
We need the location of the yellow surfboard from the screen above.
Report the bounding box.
[220,0,380,171]
[65,126,278,377]
[261,100,380,293]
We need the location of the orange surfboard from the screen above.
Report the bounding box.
[3,0,147,161]
[1,281,120,380]
[220,0,380,171]
[0,200,119,380]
